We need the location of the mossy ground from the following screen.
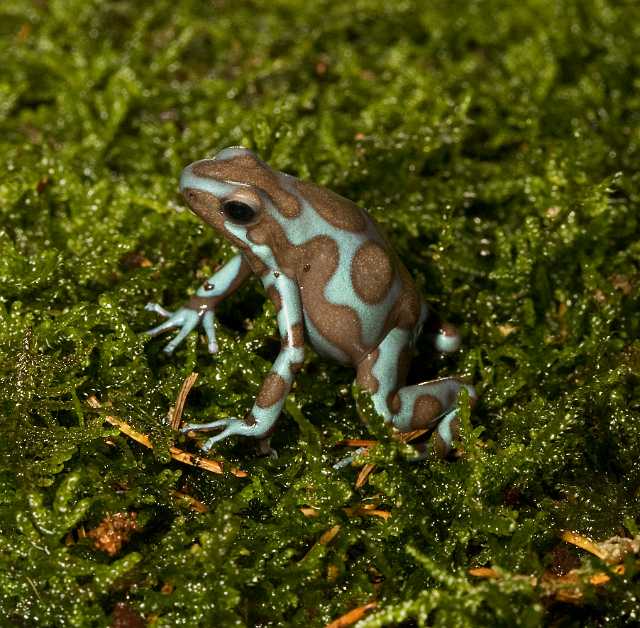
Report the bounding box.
[1,1,639,626]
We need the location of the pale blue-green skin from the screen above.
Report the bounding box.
[147,147,476,455]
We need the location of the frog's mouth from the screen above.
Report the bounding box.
[181,187,217,219]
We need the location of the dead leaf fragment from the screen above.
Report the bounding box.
[561,530,608,561]
[172,491,208,513]
[110,602,145,628]
[326,602,378,628]
[497,323,518,337]
[170,372,199,430]
[88,512,138,556]
[610,274,633,295]
[469,567,500,579]
[301,525,341,562]
[355,463,376,489]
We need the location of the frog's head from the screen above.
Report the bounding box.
[180,147,301,268]
[180,147,269,238]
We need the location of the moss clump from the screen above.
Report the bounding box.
[1,0,639,625]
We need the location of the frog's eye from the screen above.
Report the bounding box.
[222,200,258,224]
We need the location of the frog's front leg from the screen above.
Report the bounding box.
[356,326,477,456]
[145,254,252,353]
[183,272,305,451]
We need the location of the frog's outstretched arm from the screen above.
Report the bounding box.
[181,272,305,450]
[145,254,252,354]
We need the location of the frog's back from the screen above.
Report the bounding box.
[286,177,422,365]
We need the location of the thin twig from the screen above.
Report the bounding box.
[87,396,247,478]
[343,505,391,520]
[335,439,378,447]
[170,372,199,430]
[172,490,209,513]
[301,525,341,562]
[325,602,378,628]
[344,428,431,488]
[561,531,608,560]
[469,567,500,578]
[355,463,376,489]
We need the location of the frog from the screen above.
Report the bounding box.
[145,146,477,456]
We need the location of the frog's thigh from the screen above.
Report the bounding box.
[356,327,412,423]
[357,327,476,439]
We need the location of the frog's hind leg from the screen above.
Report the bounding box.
[356,327,476,456]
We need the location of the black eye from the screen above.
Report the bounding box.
[222,200,257,224]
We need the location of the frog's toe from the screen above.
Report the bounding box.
[202,310,218,353]
[199,418,261,450]
[147,318,180,338]
[145,302,172,318]
[181,419,230,433]
[162,324,194,354]
[333,446,369,470]
[201,427,234,451]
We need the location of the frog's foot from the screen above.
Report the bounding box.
[144,302,217,354]
[181,416,268,452]
[420,303,461,353]
[388,378,477,456]
[431,323,461,354]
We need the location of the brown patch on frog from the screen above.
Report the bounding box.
[193,156,301,218]
[247,214,300,276]
[185,258,252,310]
[356,349,380,394]
[294,179,367,232]
[266,285,282,312]
[387,391,401,414]
[244,252,269,277]
[409,394,443,430]
[351,242,394,304]
[256,373,287,408]
[243,413,257,426]
[288,322,305,347]
[382,264,422,333]
[182,187,222,223]
[432,415,459,457]
[289,359,304,374]
[300,236,370,364]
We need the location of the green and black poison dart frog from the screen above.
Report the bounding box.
[146,147,477,456]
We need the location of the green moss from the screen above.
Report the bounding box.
[1,0,639,625]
